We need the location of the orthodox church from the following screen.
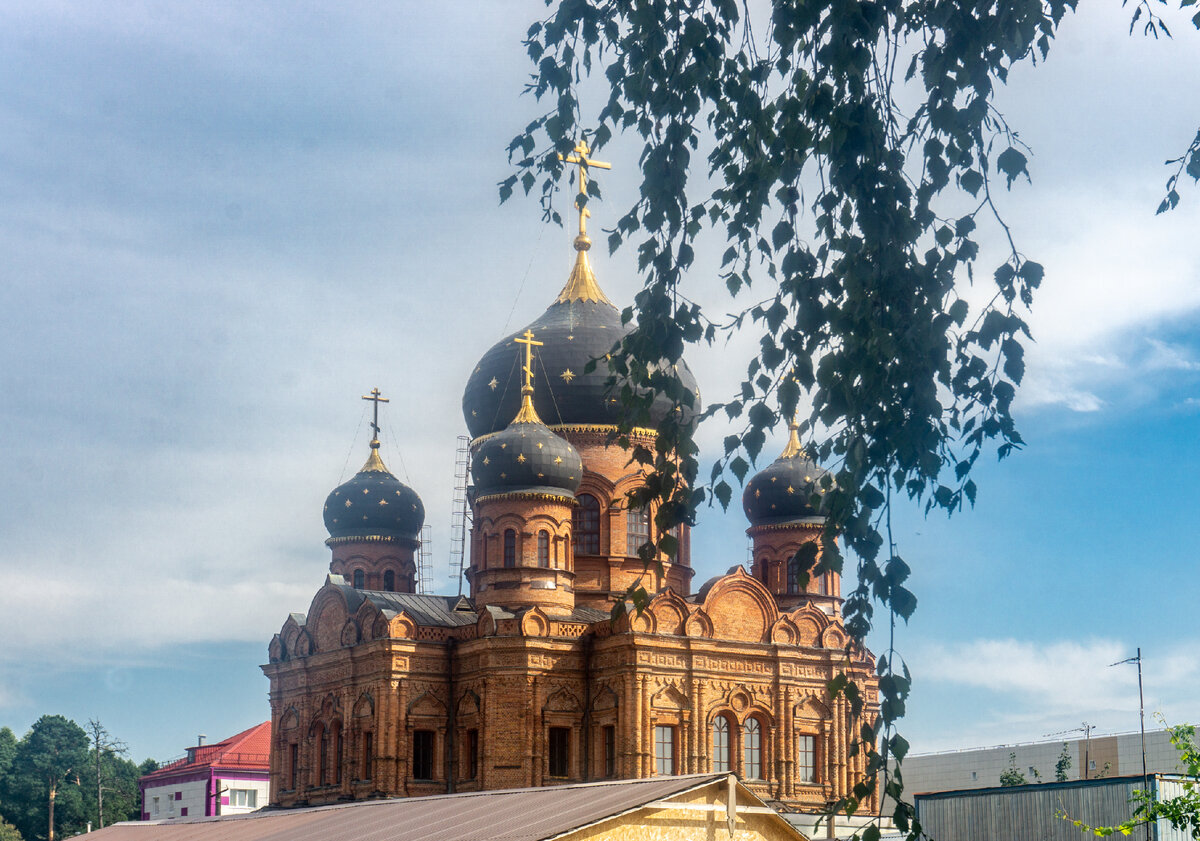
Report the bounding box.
[262,146,879,817]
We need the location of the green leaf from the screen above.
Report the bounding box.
[996,147,1030,188]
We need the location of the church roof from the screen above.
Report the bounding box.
[94,774,796,841]
[360,591,479,628]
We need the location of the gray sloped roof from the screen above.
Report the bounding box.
[87,774,736,841]
[362,591,479,628]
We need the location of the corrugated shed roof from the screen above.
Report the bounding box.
[141,722,270,783]
[99,774,731,841]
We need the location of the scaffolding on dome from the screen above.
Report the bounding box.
[448,435,472,596]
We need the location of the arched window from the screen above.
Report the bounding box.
[711,716,730,773]
[626,506,651,556]
[352,569,365,589]
[787,559,800,594]
[503,529,516,568]
[481,533,488,569]
[574,494,601,554]
[313,722,328,785]
[331,721,344,785]
[383,570,395,592]
[537,530,550,567]
[814,574,828,595]
[743,718,762,779]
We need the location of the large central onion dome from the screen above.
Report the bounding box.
[323,440,425,546]
[462,233,699,439]
[742,421,830,527]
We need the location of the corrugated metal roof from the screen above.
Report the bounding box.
[92,775,731,841]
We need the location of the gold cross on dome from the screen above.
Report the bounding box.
[514,329,543,392]
[560,139,611,237]
[361,387,389,440]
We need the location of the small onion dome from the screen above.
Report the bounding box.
[742,422,830,527]
[323,440,425,545]
[472,387,582,500]
[462,233,700,439]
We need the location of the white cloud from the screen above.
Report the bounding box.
[910,637,1200,748]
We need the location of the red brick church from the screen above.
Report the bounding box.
[262,148,878,816]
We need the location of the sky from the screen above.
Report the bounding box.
[0,1,1197,765]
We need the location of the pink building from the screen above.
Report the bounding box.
[139,722,271,820]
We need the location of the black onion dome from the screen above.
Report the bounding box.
[742,424,830,527]
[462,237,699,439]
[323,442,425,544]
[472,394,583,499]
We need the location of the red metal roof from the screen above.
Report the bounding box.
[141,722,270,784]
[96,774,781,841]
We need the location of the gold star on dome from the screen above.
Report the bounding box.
[395,490,402,496]
[412,503,418,510]
[536,442,544,449]
[475,366,481,373]
[770,477,777,483]
[538,473,544,479]
[500,443,507,449]
[516,453,526,463]
[561,369,576,383]
[472,409,478,417]
[363,488,370,494]
[500,472,507,479]
[362,515,369,520]
[488,377,499,390]
[378,498,388,506]
[554,456,563,464]
[754,489,761,498]
[567,334,574,341]
[482,456,490,465]
[344,499,352,508]
[331,518,338,524]
[787,485,795,494]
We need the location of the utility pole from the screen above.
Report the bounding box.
[1110,648,1149,841]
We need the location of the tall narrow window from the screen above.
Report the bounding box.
[743,719,762,779]
[503,529,516,568]
[548,727,570,777]
[352,569,365,589]
[333,724,344,785]
[573,494,601,554]
[712,717,730,773]
[362,732,373,780]
[537,530,550,567]
[318,725,329,785]
[603,725,616,778]
[383,570,395,591]
[654,725,676,776]
[467,729,479,780]
[412,730,434,780]
[626,506,651,556]
[787,559,800,594]
[289,743,299,790]
[798,734,816,783]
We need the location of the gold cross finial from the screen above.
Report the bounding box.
[514,329,544,393]
[560,139,611,237]
[361,388,390,443]
[511,330,545,424]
